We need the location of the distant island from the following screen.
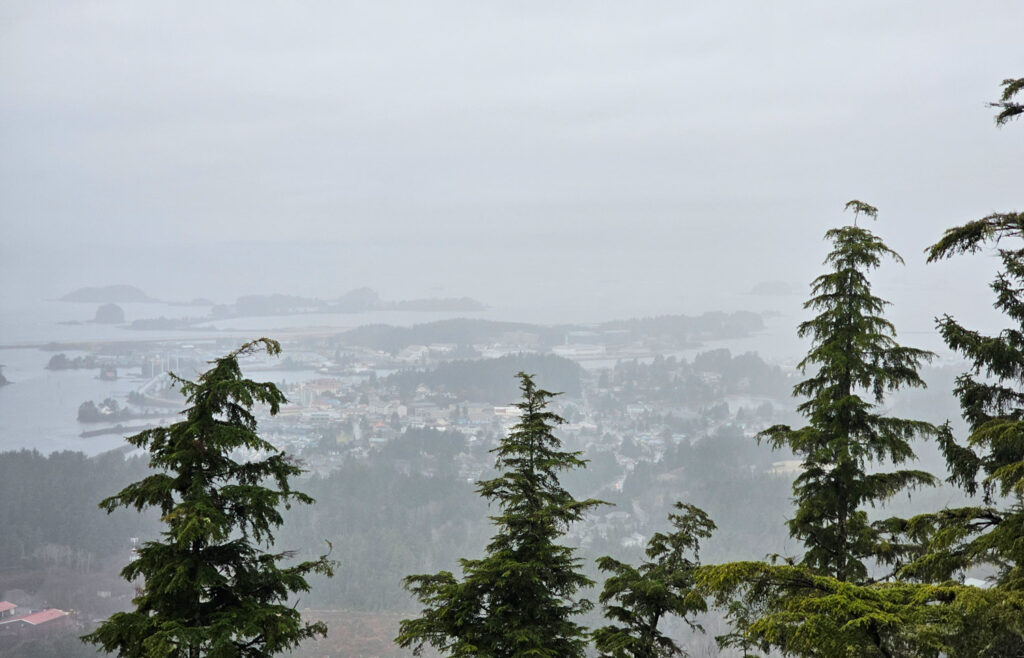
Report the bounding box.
[94,303,125,324]
[127,288,487,330]
[61,284,157,303]
[46,353,99,370]
[339,311,764,355]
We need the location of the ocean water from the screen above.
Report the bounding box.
[0,237,1000,457]
[0,300,495,455]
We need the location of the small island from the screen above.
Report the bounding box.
[46,353,98,370]
[94,303,125,324]
[61,284,156,303]
[128,287,488,330]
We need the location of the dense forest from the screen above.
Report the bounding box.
[386,352,584,400]
[0,450,157,573]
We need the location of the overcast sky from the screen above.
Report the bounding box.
[1,2,1022,325]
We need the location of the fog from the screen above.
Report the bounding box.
[2,2,1021,325]
[1,4,1022,656]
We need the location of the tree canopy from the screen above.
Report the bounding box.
[872,76,1024,655]
[82,338,334,658]
[699,203,940,656]
[396,372,605,657]
[593,502,715,658]
[758,203,937,583]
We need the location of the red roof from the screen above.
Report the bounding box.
[0,601,15,613]
[0,609,68,626]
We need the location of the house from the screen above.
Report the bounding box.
[0,606,71,633]
[0,601,16,619]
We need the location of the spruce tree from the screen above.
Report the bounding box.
[700,75,1024,658]
[699,203,940,657]
[758,201,938,583]
[396,372,605,657]
[911,211,1024,589]
[910,75,1024,595]
[891,135,1024,655]
[990,77,1023,126]
[81,338,334,658]
[593,502,715,658]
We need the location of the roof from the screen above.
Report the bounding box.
[21,609,68,625]
[0,602,15,613]
[0,609,69,626]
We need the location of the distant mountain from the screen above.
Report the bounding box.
[61,285,156,303]
[387,353,584,400]
[340,312,764,354]
[343,318,554,353]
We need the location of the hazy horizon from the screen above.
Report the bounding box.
[2,2,1022,329]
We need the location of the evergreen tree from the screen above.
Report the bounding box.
[889,183,1024,655]
[991,77,1023,126]
[396,372,605,657]
[699,203,939,656]
[860,75,1024,656]
[758,201,938,583]
[593,502,715,658]
[699,74,1024,658]
[908,211,1024,588]
[81,338,334,658]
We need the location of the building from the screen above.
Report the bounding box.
[0,605,71,634]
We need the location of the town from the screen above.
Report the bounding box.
[62,312,791,487]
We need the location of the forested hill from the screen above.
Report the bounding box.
[339,311,764,355]
[386,353,584,400]
[59,285,155,303]
[342,318,557,353]
[0,450,158,572]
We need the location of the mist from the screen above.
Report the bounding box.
[2,3,1023,657]
[2,2,1021,322]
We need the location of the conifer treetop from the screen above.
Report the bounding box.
[700,204,939,657]
[82,337,334,658]
[759,203,938,583]
[594,502,716,658]
[397,372,605,658]
[844,199,879,227]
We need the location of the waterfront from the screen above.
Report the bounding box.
[0,284,971,457]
